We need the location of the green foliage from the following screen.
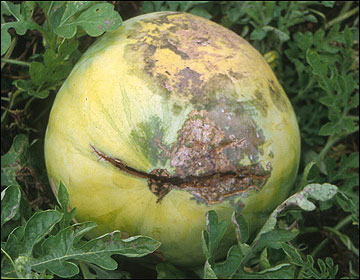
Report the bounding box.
[282,243,339,279]
[1,183,161,278]
[141,1,213,19]
[1,1,359,279]
[195,183,338,279]
[1,1,122,102]
[2,1,122,54]
[284,24,358,146]
[1,1,39,55]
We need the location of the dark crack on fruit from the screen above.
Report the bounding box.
[91,144,271,204]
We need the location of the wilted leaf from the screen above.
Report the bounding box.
[232,212,249,244]
[1,185,21,226]
[253,183,338,246]
[204,259,217,279]
[1,134,30,186]
[202,210,228,262]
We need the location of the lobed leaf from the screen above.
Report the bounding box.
[281,243,339,278]
[327,152,359,184]
[53,3,122,38]
[212,244,245,278]
[1,182,161,278]
[306,49,327,77]
[22,210,63,255]
[30,225,161,278]
[1,1,40,55]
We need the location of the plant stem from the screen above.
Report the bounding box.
[293,77,316,103]
[24,96,36,114]
[325,6,359,30]
[317,134,341,162]
[339,1,353,16]
[79,261,94,279]
[311,214,353,258]
[297,214,354,277]
[1,248,15,269]
[1,58,31,67]
[1,37,17,70]
[1,89,21,127]
[300,226,320,234]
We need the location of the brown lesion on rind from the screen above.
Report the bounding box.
[147,169,173,203]
[100,12,273,204]
[174,67,204,97]
[170,109,244,178]
[178,163,271,204]
[92,143,271,204]
[90,106,272,205]
[168,108,271,204]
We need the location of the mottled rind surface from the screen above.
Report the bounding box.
[44,12,301,267]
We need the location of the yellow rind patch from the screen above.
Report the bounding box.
[123,12,275,109]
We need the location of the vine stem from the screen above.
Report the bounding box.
[310,214,354,258]
[317,134,341,162]
[296,215,354,278]
[1,58,31,67]
[1,248,16,272]
[79,261,93,279]
[1,89,21,127]
[1,37,17,70]
[325,5,359,30]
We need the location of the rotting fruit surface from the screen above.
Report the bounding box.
[44,11,301,267]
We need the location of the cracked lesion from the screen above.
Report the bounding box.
[179,163,271,204]
[147,169,173,203]
[91,107,272,205]
[92,144,270,204]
